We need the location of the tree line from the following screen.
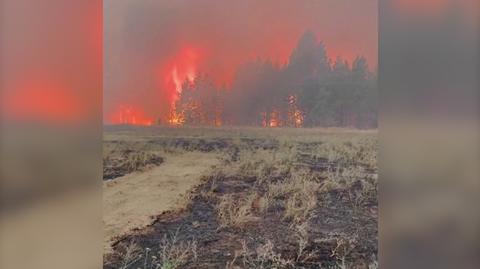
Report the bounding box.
[175,31,377,128]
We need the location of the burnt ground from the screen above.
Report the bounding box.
[103,136,279,180]
[103,148,164,180]
[104,127,378,269]
[103,130,377,269]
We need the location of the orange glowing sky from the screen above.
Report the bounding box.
[162,46,203,105]
[4,79,85,123]
[2,1,476,126]
[104,0,378,124]
[1,1,102,125]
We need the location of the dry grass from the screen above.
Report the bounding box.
[321,165,377,212]
[210,132,376,267]
[226,223,319,269]
[211,132,377,229]
[214,156,322,226]
[116,229,197,269]
[104,126,377,268]
[284,191,317,223]
[155,229,198,269]
[116,241,142,269]
[226,240,294,269]
[216,193,257,228]
[103,149,163,180]
[264,170,320,223]
[311,136,377,169]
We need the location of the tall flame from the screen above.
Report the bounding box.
[164,46,201,125]
[167,47,200,99]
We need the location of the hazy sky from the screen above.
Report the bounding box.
[104,0,378,123]
[1,0,101,124]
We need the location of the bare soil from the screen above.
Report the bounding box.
[103,152,220,253]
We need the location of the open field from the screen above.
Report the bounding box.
[103,126,377,269]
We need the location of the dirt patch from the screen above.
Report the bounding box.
[103,152,220,254]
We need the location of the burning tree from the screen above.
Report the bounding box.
[230,31,376,128]
[174,74,224,126]
[258,95,304,128]
[260,109,282,127]
[167,31,376,129]
[167,106,184,125]
[286,94,304,127]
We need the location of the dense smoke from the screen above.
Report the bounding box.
[176,31,377,128]
[104,0,377,127]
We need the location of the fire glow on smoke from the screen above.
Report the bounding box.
[109,46,201,126]
[4,79,85,123]
[110,105,154,126]
[105,0,379,127]
[169,48,199,95]
[165,46,201,125]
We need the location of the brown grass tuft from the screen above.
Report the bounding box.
[216,193,258,228]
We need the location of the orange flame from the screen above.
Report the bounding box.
[269,110,281,127]
[167,108,184,126]
[163,46,202,125]
[165,47,200,99]
[109,105,154,126]
[259,95,304,128]
[287,94,304,127]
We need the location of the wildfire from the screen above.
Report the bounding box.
[165,46,201,125]
[287,94,304,127]
[214,104,223,127]
[167,108,184,126]
[269,110,281,127]
[171,65,196,94]
[166,47,200,96]
[293,110,304,126]
[110,105,154,126]
[259,95,304,128]
[261,109,281,127]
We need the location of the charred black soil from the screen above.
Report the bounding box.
[103,148,164,180]
[103,128,377,269]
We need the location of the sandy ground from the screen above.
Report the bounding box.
[103,152,220,253]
